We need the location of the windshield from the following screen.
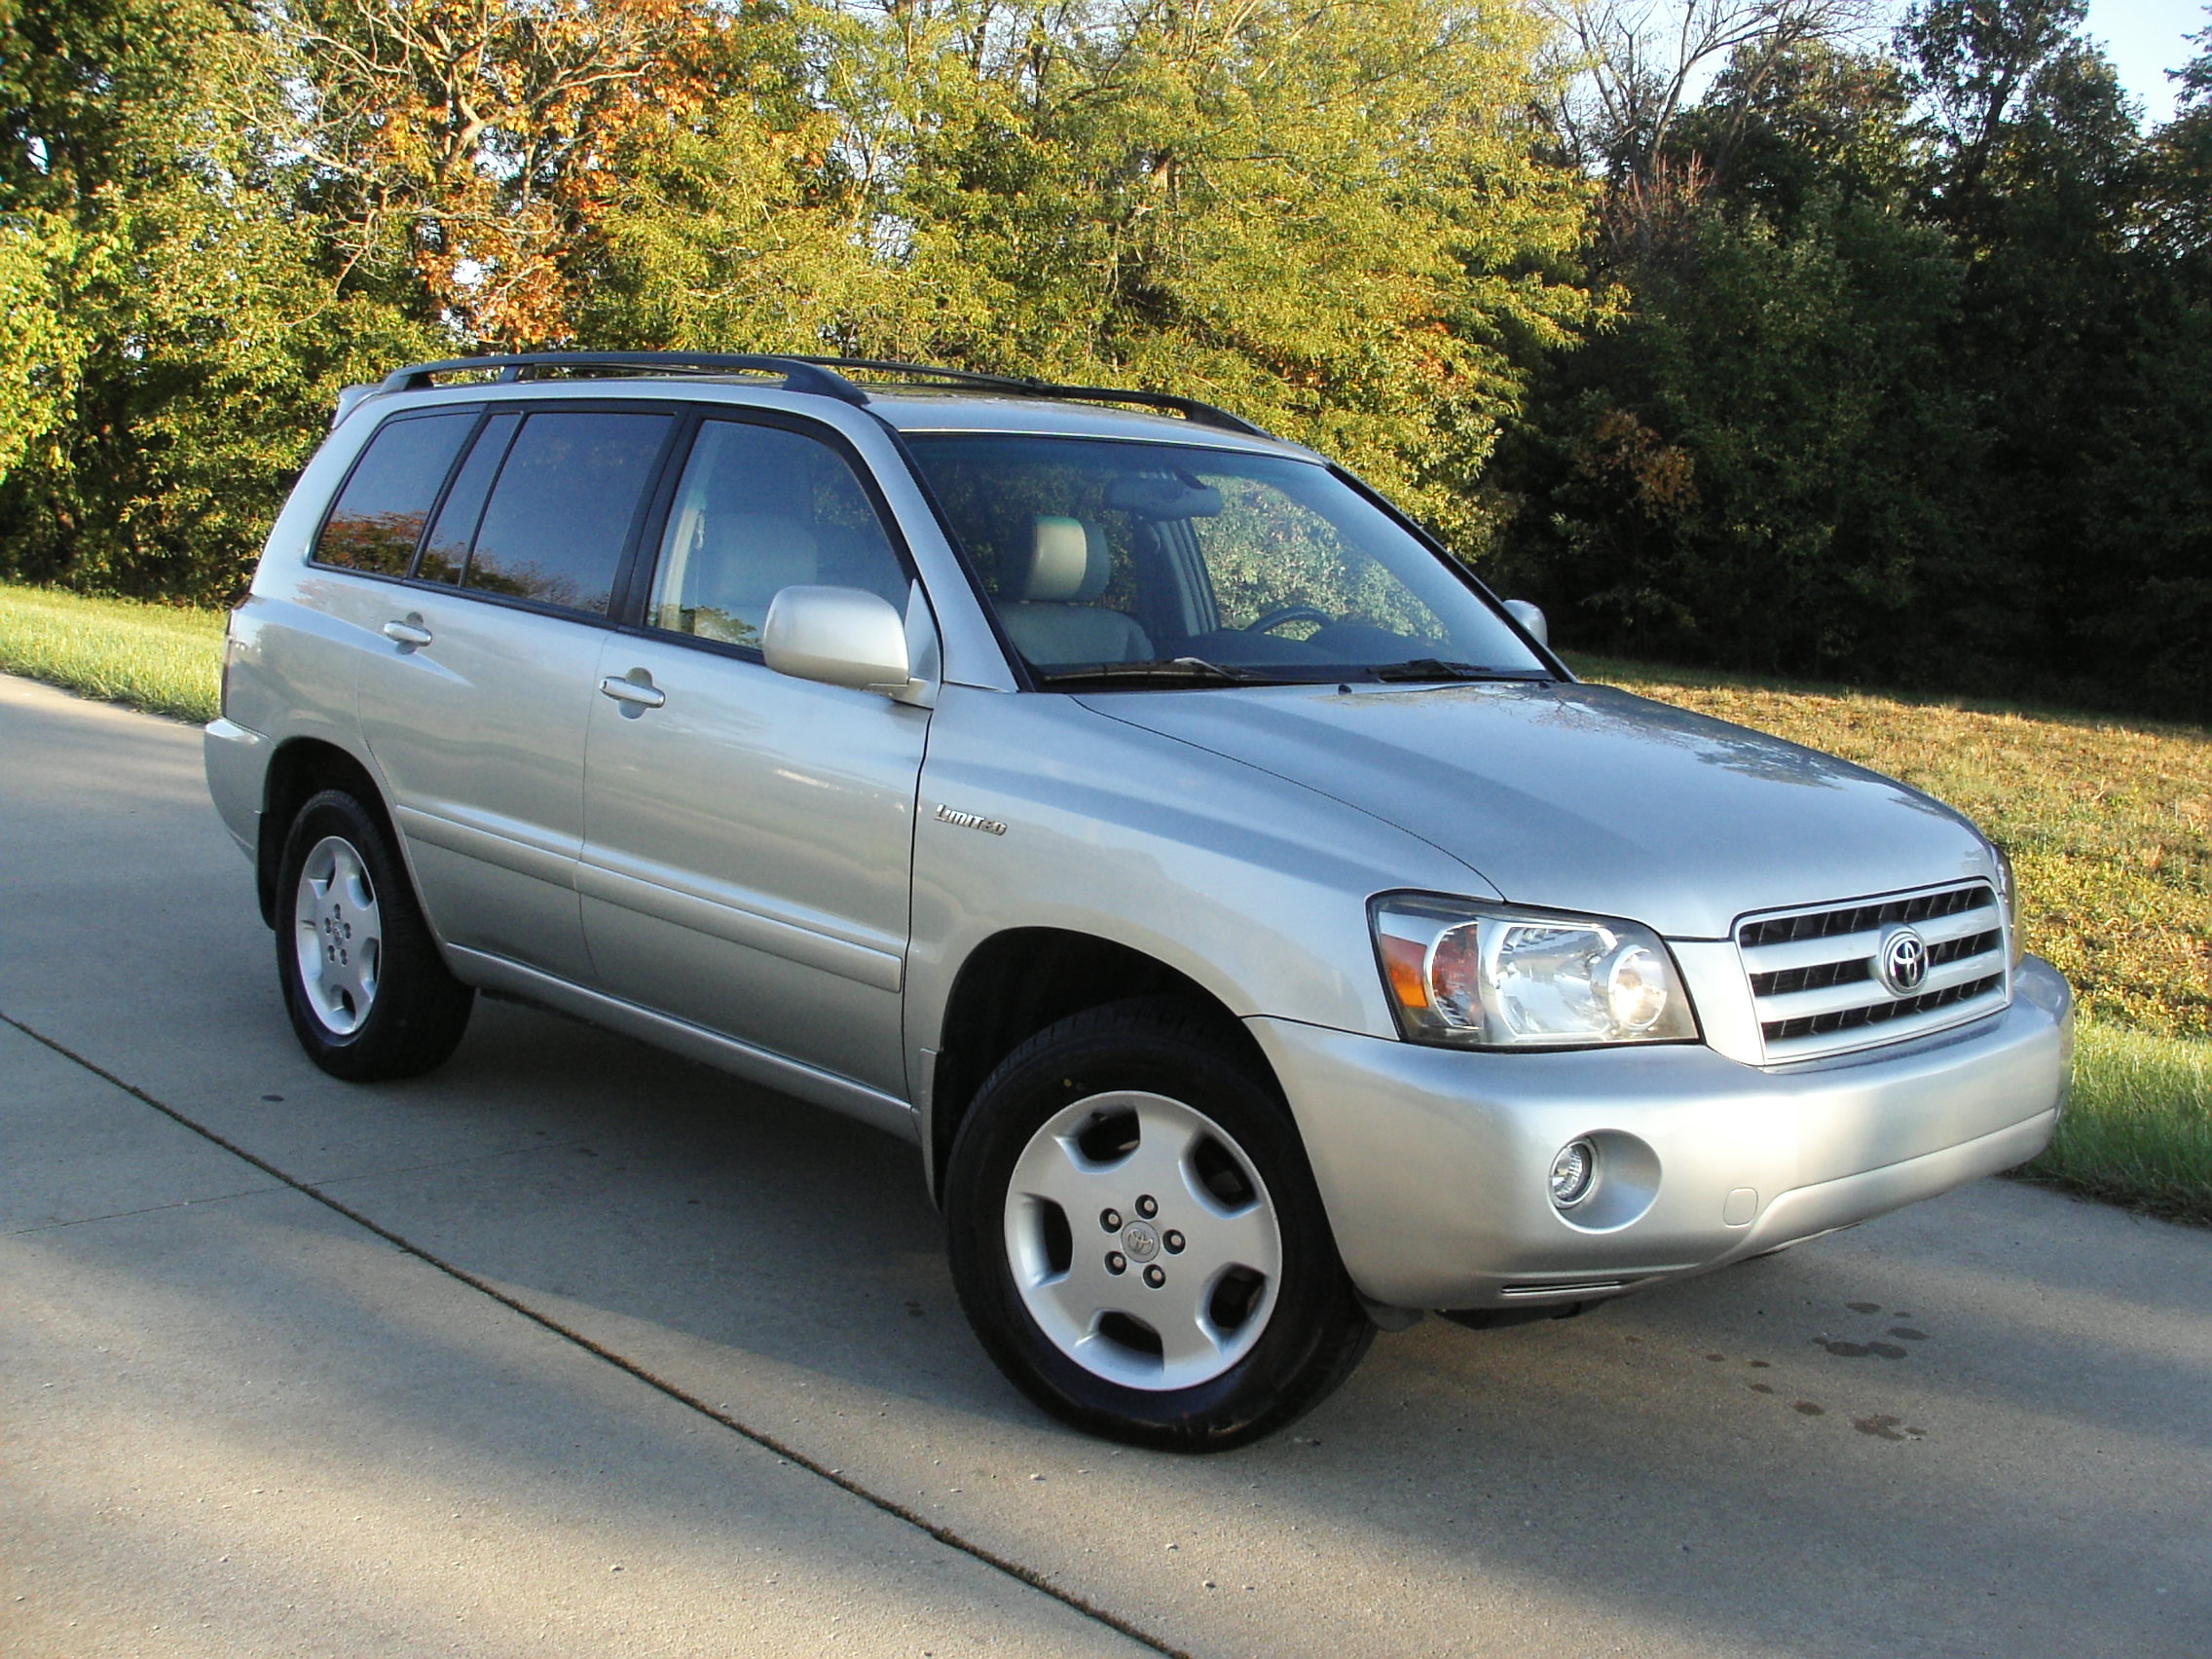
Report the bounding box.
[903,434,1549,686]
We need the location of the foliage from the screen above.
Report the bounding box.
[1497,159,1971,676]
[1494,7,2212,723]
[0,0,1593,600]
[581,0,1602,550]
[4,0,2211,720]
[289,0,736,344]
[0,0,435,602]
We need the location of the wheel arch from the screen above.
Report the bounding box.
[924,926,1276,1200]
[256,737,399,928]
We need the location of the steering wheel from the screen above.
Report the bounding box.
[1242,605,1332,636]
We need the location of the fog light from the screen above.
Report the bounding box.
[1549,1139,1598,1208]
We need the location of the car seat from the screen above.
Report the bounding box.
[995,516,1152,666]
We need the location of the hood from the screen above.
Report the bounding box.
[1080,680,1992,940]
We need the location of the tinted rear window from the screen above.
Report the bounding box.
[464,411,673,614]
[417,413,520,585]
[313,413,477,574]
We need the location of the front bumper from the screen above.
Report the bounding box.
[1247,956,2073,1310]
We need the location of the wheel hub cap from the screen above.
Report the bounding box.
[293,835,382,1037]
[1004,1090,1283,1392]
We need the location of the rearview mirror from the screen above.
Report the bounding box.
[1102,472,1223,519]
[762,585,921,700]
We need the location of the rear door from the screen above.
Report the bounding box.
[578,413,932,1097]
[353,403,678,981]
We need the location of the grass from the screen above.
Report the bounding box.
[0,583,225,723]
[1,582,2204,1222]
[2024,1024,2212,1226]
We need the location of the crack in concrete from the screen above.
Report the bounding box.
[5,1185,291,1235]
[0,1006,1188,1659]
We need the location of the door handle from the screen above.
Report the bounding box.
[598,674,667,710]
[381,618,433,647]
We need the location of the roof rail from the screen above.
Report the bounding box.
[368,349,1271,437]
[788,356,1272,437]
[376,351,868,404]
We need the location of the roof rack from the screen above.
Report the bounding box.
[368,350,1271,437]
[377,351,868,404]
[785,356,1272,437]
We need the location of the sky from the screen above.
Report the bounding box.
[2080,0,2204,126]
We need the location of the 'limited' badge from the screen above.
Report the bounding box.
[935,803,1008,836]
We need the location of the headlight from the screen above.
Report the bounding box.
[1371,895,1700,1049]
[1990,841,2024,967]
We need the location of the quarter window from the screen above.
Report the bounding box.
[646,420,907,647]
[313,413,476,574]
[464,411,673,615]
[416,413,520,584]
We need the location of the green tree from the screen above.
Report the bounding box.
[597,0,1599,552]
[0,0,432,600]
[1495,43,1974,682]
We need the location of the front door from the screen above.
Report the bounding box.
[578,414,932,1098]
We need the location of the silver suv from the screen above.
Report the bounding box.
[205,352,2073,1448]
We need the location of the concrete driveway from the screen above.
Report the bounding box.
[1,670,2204,1658]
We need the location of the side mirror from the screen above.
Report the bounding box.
[1503,599,1548,647]
[762,585,921,700]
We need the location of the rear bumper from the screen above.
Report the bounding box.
[1247,956,2073,1309]
[203,716,269,863]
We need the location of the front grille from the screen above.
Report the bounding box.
[1737,881,2009,1062]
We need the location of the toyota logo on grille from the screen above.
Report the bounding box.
[1878,925,1929,996]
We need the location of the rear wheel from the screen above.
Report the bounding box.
[945,1002,1373,1450]
[276,789,472,1081]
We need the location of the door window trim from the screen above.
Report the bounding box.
[306,397,690,630]
[609,404,931,669]
[307,406,484,579]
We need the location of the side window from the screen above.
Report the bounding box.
[464,411,674,615]
[646,420,908,647]
[416,412,520,584]
[313,412,476,574]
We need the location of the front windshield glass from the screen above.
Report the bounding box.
[903,434,1548,686]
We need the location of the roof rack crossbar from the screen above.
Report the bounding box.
[377,351,868,405]
[371,350,1270,438]
[787,356,1272,437]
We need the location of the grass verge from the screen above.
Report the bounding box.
[2024,1023,2212,1227]
[0,583,226,724]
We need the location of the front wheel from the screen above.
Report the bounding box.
[944,1003,1373,1451]
[275,788,473,1081]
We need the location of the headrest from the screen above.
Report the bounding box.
[1019,516,1111,603]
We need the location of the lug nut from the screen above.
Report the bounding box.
[1135,1195,1158,1219]
[1143,1265,1166,1288]
[1163,1230,1184,1253]
[1099,1207,1122,1232]
[1106,1252,1126,1274]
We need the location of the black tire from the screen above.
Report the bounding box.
[944,1000,1374,1451]
[275,788,473,1081]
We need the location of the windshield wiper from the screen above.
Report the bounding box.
[1364,659,1553,684]
[1032,656,1285,688]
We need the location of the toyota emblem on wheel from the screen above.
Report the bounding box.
[1878,926,1929,995]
